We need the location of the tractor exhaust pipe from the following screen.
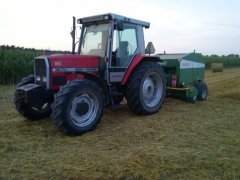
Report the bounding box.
[71,16,76,54]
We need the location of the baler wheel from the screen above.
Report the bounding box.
[125,61,166,115]
[51,79,104,135]
[14,75,52,120]
[195,82,208,101]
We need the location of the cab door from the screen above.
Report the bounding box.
[109,23,139,83]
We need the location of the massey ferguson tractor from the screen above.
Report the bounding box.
[14,13,207,135]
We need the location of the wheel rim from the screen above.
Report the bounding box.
[201,86,207,99]
[70,92,98,127]
[142,72,163,108]
[191,95,197,103]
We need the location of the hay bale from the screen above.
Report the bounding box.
[211,63,223,72]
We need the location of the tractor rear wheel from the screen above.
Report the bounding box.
[126,61,166,115]
[51,79,104,135]
[195,82,208,100]
[14,75,52,120]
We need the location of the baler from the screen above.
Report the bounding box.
[159,52,207,102]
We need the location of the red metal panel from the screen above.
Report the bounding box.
[51,73,80,90]
[48,54,99,68]
[121,55,144,85]
[48,54,99,90]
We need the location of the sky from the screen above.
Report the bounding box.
[1,0,240,55]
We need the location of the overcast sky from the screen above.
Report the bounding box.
[1,0,240,55]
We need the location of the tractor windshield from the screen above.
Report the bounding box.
[79,24,109,57]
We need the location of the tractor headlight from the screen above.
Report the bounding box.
[36,76,41,81]
[42,76,47,82]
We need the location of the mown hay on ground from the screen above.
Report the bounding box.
[0,67,240,179]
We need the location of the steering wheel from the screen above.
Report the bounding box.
[128,42,133,54]
[98,43,102,50]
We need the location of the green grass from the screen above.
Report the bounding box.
[0,68,240,179]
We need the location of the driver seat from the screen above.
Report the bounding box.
[117,41,129,67]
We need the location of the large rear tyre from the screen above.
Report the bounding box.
[14,75,52,120]
[195,82,208,101]
[125,61,166,115]
[51,79,104,135]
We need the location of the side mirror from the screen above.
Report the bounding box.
[145,42,155,55]
[116,21,124,31]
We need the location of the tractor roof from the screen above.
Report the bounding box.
[78,13,150,28]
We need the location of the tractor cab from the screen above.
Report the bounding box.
[75,13,151,83]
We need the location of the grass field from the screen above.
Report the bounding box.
[0,68,240,179]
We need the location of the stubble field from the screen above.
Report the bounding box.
[0,67,240,179]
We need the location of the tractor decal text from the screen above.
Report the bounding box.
[53,68,98,72]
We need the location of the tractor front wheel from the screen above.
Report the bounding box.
[51,79,104,135]
[126,61,166,115]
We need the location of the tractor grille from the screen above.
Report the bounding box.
[34,58,47,86]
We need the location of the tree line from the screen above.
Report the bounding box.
[204,54,240,68]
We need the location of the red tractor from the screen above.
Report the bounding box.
[14,13,166,135]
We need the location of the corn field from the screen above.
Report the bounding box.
[0,45,70,84]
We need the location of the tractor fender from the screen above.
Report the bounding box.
[121,55,162,85]
[75,71,110,107]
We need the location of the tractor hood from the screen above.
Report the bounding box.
[46,54,100,71]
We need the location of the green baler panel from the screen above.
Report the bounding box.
[160,53,205,87]
[161,59,179,68]
[179,68,204,85]
[178,53,205,85]
[160,59,179,87]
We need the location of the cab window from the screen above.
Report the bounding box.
[111,25,138,67]
[80,24,109,57]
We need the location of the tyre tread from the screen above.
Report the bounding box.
[125,61,166,115]
[51,79,104,135]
